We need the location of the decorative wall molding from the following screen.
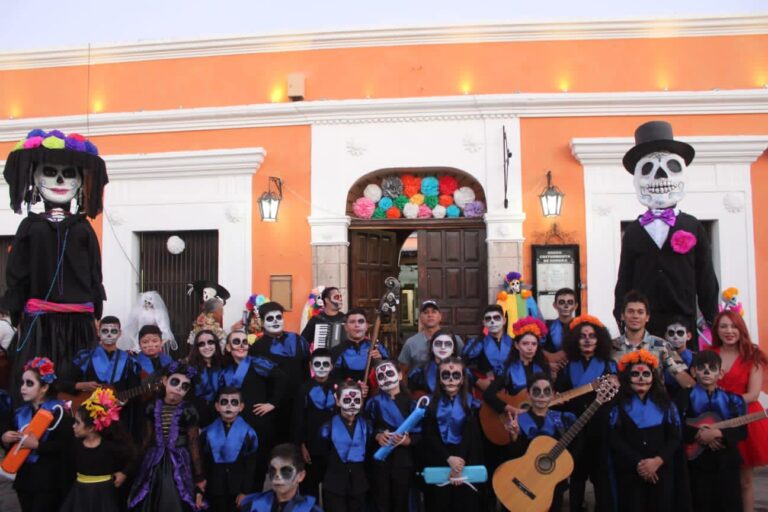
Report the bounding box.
[1,15,766,70]
[104,148,266,180]
[572,135,768,166]
[2,90,768,143]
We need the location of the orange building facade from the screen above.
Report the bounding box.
[0,15,766,353]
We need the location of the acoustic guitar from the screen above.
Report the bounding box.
[684,407,768,460]
[492,379,618,512]
[480,375,611,446]
[58,379,162,410]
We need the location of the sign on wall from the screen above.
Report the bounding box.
[531,244,580,320]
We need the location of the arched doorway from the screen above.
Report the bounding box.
[346,167,488,355]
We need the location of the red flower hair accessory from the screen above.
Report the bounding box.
[512,317,548,338]
[24,357,57,384]
[617,349,659,373]
[82,387,122,432]
[569,314,605,330]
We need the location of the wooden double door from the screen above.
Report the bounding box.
[349,224,487,352]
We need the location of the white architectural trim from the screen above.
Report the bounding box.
[2,89,768,142]
[101,147,263,331]
[1,15,766,70]
[307,216,352,246]
[573,135,768,340]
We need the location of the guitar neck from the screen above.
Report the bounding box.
[711,409,768,430]
[548,399,601,460]
[550,380,596,406]
[116,381,154,402]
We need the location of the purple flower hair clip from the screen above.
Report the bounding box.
[167,361,197,379]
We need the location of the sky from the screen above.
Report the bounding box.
[1,0,765,51]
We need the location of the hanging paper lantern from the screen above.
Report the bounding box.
[453,186,476,208]
[439,175,459,195]
[463,200,485,218]
[403,203,419,219]
[402,174,422,197]
[386,206,402,219]
[410,193,425,206]
[432,205,447,219]
[424,195,438,209]
[446,204,461,218]
[378,197,394,210]
[373,207,387,219]
[381,176,403,198]
[439,194,454,207]
[166,236,186,255]
[417,204,432,218]
[363,183,383,203]
[394,195,409,210]
[352,197,376,219]
[420,176,439,196]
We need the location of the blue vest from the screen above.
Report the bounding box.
[221,356,275,388]
[517,410,574,440]
[503,360,543,394]
[688,385,746,420]
[267,332,308,358]
[336,340,390,371]
[365,393,409,430]
[567,357,615,388]
[464,334,513,375]
[136,352,172,375]
[326,415,369,463]
[612,395,680,429]
[548,319,565,351]
[204,416,258,464]
[196,366,222,403]
[243,491,319,512]
[307,383,336,411]
[13,399,65,463]
[75,346,132,383]
[435,394,478,445]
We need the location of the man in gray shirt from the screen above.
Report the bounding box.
[398,300,463,373]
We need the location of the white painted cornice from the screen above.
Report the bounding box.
[103,148,266,180]
[1,15,766,70]
[2,89,768,142]
[571,135,768,165]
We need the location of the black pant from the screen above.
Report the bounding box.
[689,460,742,512]
[299,455,327,499]
[16,490,61,512]
[569,435,613,512]
[323,490,366,512]
[424,483,482,512]
[615,467,674,512]
[206,494,239,512]
[370,463,412,512]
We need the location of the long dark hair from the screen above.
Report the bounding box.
[429,329,461,362]
[506,332,550,375]
[617,363,669,407]
[187,329,223,369]
[221,329,248,368]
[75,404,135,452]
[431,356,471,413]
[563,321,613,362]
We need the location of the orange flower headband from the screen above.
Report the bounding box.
[617,349,659,373]
[569,314,605,331]
[512,317,548,339]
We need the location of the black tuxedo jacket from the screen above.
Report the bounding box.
[613,211,719,334]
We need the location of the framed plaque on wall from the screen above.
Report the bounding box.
[531,245,581,320]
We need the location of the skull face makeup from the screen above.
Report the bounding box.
[693,362,721,387]
[510,279,521,294]
[484,312,504,335]
[633,151,686,209]
[268,456,300,495]
[664,322,689,350]
[431,335,455,361]
[202,287,217,302]
[375,361,400,392]
[263,311,284,335]
[99,323,120,346]
[439,362,464,396]
[629,363,653,398]
[33,163,82,205]
[337,387,363,417]
[311,356,332,379]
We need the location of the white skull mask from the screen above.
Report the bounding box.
[202,287,217,302]
[99,323,120,345]
[664,322,688,350]
[432,335,455,361]
[338,387,362,416]
[484,310,504,335]
[633,151,686,209]
[264,311,284,335]
[142,293,155,310]
[510,280,521,294]
[33,163,82,205]
[311,356,332,378]
[375,362,400,392]
[268,457,299,493]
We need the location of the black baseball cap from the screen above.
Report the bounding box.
[420,300,440,312]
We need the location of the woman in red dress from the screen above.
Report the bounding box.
[711,310,768,512]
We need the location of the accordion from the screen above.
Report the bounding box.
[313,322,343,350]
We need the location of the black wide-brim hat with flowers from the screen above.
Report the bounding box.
[188,280,231,302]
[622,120,695,173]
[3,129,108,218]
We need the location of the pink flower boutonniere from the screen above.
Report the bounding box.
[671,230,697,254]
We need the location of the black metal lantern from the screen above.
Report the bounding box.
[539,170,564,217]
[259,177,283,222]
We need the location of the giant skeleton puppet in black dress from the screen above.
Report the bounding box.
[613,121,719,343]
[2,129,108,394]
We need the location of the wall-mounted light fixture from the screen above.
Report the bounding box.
[539,170,564,218]
[259,177,283,222]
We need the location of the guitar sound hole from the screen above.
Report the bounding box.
[535,455,555,474]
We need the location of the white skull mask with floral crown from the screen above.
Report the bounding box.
[33,163,82,205]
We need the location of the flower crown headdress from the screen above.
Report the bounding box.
[569,314,605,330]
[82,387,122,432]
[24,357,57,384]
[167,361,198,379]
[512,317,548,339]
[617,349,659,373]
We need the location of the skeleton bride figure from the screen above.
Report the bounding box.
[119,291,176,352]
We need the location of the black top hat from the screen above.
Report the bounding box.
[188,280,231,302]
[622,121,695,173]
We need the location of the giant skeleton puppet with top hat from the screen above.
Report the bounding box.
[613,121,719,343]
[1,129,108,392]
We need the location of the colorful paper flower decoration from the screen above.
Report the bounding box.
[378,197,393,210]
[420,176,439,196]
[463,200,485,218]
[432,205,446,218]
[439,175,459,195]
[394,195,409,210]
[410,193,425,206]
[363,184,383,203]
[24,357,57,384]
[403,203,419,219]
[512,317,549,338]
[381,176,403,198]
[446,205,461,218]
[373,207,387,219]
[439,194,454,207]
[82,387,122,432]
[417,204,432,218]
[454,186,476,208]
[618,349,659,372]
[386,206,402,219]
[353,197,376,219]
[424,195,438,209]
[401,174,422,197]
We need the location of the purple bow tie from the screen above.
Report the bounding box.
[639,209,676,227]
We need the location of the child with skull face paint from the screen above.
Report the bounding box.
[421,356,484,511]
[674,350,746,512]
[128,362,207,512]
[292,348,338,499]
[200,386,259,512]
[364,359,421,512]
[239,443,323,512]
[662,316,695,397]
[318,380,372,512]
[554,314,617,512]
[462,305,514,393]
[408,329,471,397]
[608,350,690,512]
[249,302,310,446]
[504,373,578,512]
